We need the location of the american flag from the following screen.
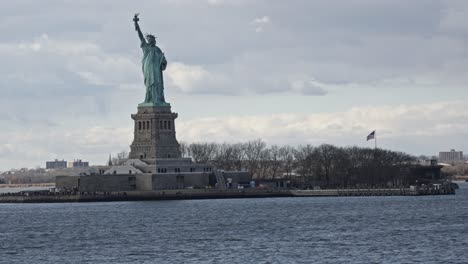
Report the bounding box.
[367,130,375,141]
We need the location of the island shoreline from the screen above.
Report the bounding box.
[0,187,455,203]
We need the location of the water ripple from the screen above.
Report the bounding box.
[1,184,468,263]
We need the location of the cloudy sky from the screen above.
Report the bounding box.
[0,0,467,170]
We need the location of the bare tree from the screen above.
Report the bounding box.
[316,144,340,187]
[244,139,267,178]
[279,146,295,178]
[111,150,129,165]
[1,167,55,184]
[212,142,246,171]
[188,142,218,164]
[268,145,283,179]
[258,148,272,179]
[179,141,189,158]
[294,145,318,187]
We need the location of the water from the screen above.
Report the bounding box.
[1,183,467,264]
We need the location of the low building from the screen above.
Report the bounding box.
[439,149,464,164]
[46,159,67,169]
[69,159,89,168]
[396,164,444,186]
[56,158,251,192]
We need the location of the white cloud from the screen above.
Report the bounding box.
[178,101,468,148]
[0,34,140,89]
[166,56,331,96]
[438,2,468,33]
[0,125,133,170]
[0,144,14,157]
[253,16,270,24]
[290,80,327,95]
[206,0,224,5]
[11,34,101,56]
[166,62,228,94]
[165,0,247,6]
[252,16,270,32]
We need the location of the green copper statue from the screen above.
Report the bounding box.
[133,13,168,106]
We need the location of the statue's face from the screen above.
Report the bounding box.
[146,36,156,45]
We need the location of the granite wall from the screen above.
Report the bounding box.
[55,176,80,189]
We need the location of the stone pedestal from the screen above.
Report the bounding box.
[129,105,181,159]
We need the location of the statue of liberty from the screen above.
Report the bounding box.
[133,14,168,106]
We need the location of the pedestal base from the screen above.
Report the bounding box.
[129,105,181,159]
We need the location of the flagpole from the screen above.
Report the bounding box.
[375,133,377,149]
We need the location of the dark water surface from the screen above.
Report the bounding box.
[1,183,468,264]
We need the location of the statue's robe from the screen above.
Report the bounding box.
[141,42,167,104]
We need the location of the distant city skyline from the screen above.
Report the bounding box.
[1,0,468,170]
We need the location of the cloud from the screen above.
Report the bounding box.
[0,34,141,89]
[2,1,467,97]
[166,60,329,96]
[0,125,133,170]
[252,16,270,32]
[0,34,145,121]
[290,80,328,96]
[164,0,249,6]
[438,1,468,33]
[253,16,270,24]
[1,33,334,99]
[0,144,14,158]
[178,101,468,149]
[166,62,230,94]
[206,0,226,5]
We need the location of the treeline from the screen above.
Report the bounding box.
[442,163,468,178]
[0,167,91,184]
[0,168,55,184]
[180,139,418,188]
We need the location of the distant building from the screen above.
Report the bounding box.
[68,159,89,168]
[46,159,67,169]
[439,149,464,164]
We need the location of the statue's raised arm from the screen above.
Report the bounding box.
[133,13,145,44]
[133,13,168,106]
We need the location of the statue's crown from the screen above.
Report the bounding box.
[145,33,156,39]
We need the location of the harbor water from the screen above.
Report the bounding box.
[1,182,467,264]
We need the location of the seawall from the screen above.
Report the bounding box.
[0,187,455,203]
